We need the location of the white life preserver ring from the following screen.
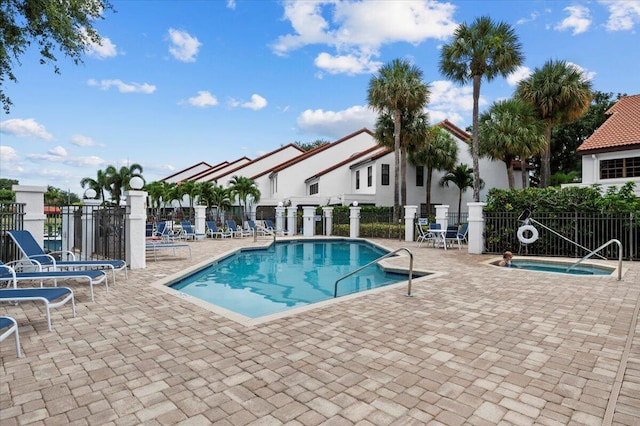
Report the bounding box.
[517,225,539,244]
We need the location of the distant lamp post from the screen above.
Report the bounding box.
[130,176,144,190]
[84,189,97,199]
[277,201,283,207]
[352,201,358,207]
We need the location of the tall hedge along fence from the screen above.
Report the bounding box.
[315,206,406,240]
[484,183,640,260]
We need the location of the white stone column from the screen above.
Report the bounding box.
[194,205,206,236]
[287,206,297,235]
[125,189,147,270]
[302,206,315,237]
[467,202,486,254]
[275,205,286,235]
[81,199,100,259]
[435,205,449,230]
[12,185,46,245]
[404,205,417,242]
[349,205,361,238]
[322,207,333,236]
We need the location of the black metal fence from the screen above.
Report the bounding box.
[0,204,127,264]
[485,211,639,260]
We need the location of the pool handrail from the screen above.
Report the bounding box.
[334,247,414,298]
[565,239,623,280]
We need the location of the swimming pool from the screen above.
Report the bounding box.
[169,239,423,319]
[491,258,616,276]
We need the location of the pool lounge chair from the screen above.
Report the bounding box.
[181,221,205,241]
[206,221,231,239]
[145,241,192,261]
[155,221,180,242]
[0,316,21,357]
[259,220,275,236]
[445,223,468,250]
[7,229,127,285]
[0,260,107,302]
[0,287,76,332]
[226,220,251,238]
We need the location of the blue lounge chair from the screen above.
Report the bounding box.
[7,229,127,285]
[155,221,180,242]
[0,316,21,357]
[181,221,205,241]
[0,287,76,331]
[0,261,107,302]
[226,219,251,238]
[206,221,231,238]
[445,223,468,250]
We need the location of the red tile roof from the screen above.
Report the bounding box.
[577,94,640,153]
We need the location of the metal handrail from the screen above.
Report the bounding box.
[333,247,414,298]
[565,239,623,280]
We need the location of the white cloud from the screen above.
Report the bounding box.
[168,28,201,62]
[85,35,118,59]
[242,94,268,110]
[555,5,592,35]
[0,118,54,140]
[186,91,218,107]
[227,0,236,9]
[507,66,532,86]
[600,0,640,31]
[516,12,539,25]
[27,152,106,167]
[87,79,156,94]
[567,62,596,81]
[49,146,68,157]
[271,0,457,74]
[296,105,377,138]
[71,134,103,147]
[427,80,485,126]
[314,52,382,75]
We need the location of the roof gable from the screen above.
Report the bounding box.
[577,94,640,153]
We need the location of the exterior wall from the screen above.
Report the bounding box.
[215,146,304,188]
[564,149,640,196]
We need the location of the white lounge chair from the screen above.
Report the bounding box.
[0,316,21,357]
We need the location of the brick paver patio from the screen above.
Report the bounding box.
[1,237,639,425]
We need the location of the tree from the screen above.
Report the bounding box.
[294,139,330,151]
[205,184,232,223]
[105,163,144,206]
[478,98,545,189]
[374,109,430,209]
[229,176,261,221]
[515,59,593,188]
[439,16,524,202]
[1,0,114,113]
[440,164,483,223]
[176,180,199,221]
[409,126,458,214]
[0,178,18,203]
[144,181,167,218]
[368,58,430,221]
[80,169,110,203]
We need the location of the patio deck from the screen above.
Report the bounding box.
[1,237,639,425]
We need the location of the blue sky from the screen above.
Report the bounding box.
[1,0,639,197]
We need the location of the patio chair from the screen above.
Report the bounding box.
[206,221,231,239]
[0,316,21,357]
[445,224,467,250]
[416,218,435,248]
[155,221,180,242]
[226,219,251,238]
[181,221,205,241]
[246,220,262,237]
[256,220,275,236]
[0,260,107,302]
[0,287,76,331]
[7,229,127,285]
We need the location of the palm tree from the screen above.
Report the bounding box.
[440,164,483,224]
[207,184,232,223]
[478,98,546,189]
[105,163,144,205]
[409,126,458,214]
[229,176,261,221]
[176,180,199,221]
[439,16,524,202]
[516,59,593,187]
[144,181,166,219]
[368,58,430,221]
[80,168,109,203]
[374,109,430,208]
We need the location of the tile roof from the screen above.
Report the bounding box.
[577,94,640,153]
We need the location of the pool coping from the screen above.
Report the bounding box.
[483,254,627,279]
[149,237,446,327]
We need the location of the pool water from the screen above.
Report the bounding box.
[496,260,614,276]
[170,240,417,318]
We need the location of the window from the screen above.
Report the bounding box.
[367,166,372,187]
[309,182,318,195]
[381,164,390,186]
[355,170,360,190]
[416,166,424,187]
[600,157,640,179]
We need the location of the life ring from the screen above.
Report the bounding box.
[517,224,539,244]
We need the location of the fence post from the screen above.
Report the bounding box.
[275,204,286,235]
[194,205,206,236]
[435,205,449,230]
[349,204,361,238]
[467,202,486,254]
[322,207,333,236]
[302,206,315,237]
[125,189,147,270]
[12,185,46,244]
[404,205,417,242]
[287,205,297,235]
